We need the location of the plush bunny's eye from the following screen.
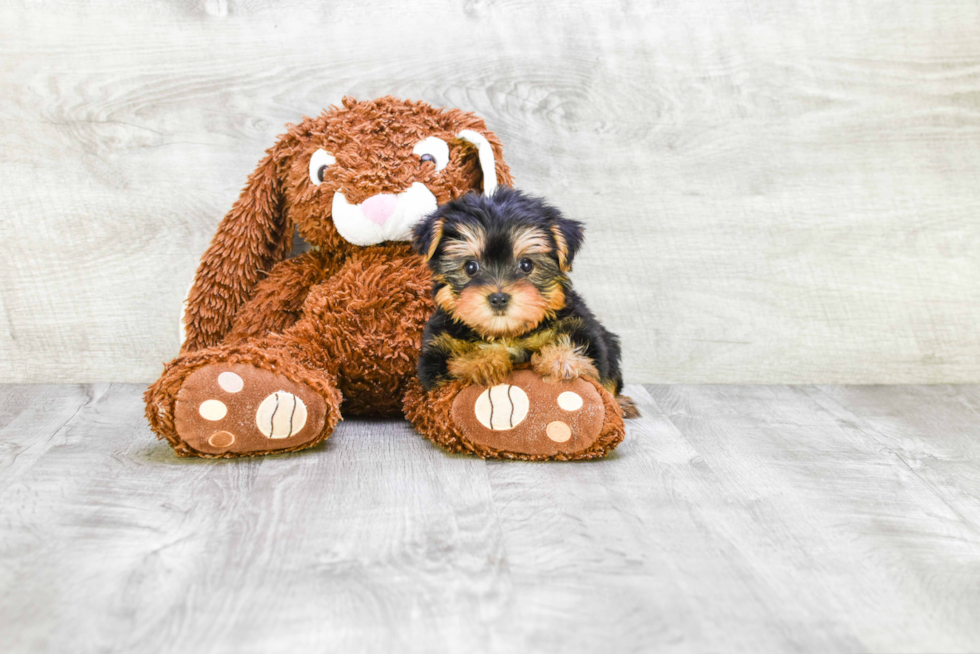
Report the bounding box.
[308,149,336,186]
[412,136,449,172]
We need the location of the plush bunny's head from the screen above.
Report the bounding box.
[285,96,512,249]
[182,96,513,351]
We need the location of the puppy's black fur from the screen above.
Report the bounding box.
[412,187,625,395]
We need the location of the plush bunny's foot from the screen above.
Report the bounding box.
[173,363,331,456]
[404,369,625,461]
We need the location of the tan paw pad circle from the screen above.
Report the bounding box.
[199,399,227,421]
[255,391,308,439]
[546,421,572,442]
[474,384,530,431]
[557,391,583,411]
[218,371,244,393]
[208,431,236,448]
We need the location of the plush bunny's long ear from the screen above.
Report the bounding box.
[180,144,293,352]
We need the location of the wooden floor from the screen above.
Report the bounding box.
[1,384,979,653]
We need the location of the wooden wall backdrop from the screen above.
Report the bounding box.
[1,0,979,384]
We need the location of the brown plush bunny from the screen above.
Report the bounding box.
[145,96,624,460]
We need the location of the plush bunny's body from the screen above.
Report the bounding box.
[145,97,624,460]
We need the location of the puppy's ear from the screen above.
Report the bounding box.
[412,210,445,263]
[551,217,585,273]
[181,137,295,353]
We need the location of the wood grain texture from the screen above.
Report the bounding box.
[2,382,980,653]
[0,383,505,653]
[1,1,979,383]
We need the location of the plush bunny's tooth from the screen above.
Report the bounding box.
[456,130,498,196]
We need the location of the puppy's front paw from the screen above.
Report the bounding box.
[449,345,513,387]
[532,342,599,384]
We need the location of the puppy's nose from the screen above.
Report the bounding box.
[360,193,397,225]
[488,292,510,310]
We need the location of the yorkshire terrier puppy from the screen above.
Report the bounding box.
[413,187,637,416]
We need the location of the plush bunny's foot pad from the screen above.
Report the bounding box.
[404,369,625,461]
[451,370,611,458]
[174,363,328,456]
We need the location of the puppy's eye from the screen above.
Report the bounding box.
[464,260,480,276]
[308,149,336,186]
[519,258,534,273]
[412,136,449,171]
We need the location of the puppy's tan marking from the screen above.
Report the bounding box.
[551,224,572,272]
[424,218,444,262]
[500,327,558,353]
[531,335,599,383]
[544,283,566,312]
[442,224,485,259]
[435,285,457,312]
[448,344,513,387]
[512,227,552,259]
[431,331,479,358]
[504,280,552,330]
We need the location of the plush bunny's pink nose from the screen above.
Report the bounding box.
[360,194,397,225]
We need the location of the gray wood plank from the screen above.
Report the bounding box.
[804,384,980,536]
[1,1,980,384]
[0,385,58,431]
[645,383,980,653]
[0,384,96,492]
[2,382,980,653]
[0,384,504,654]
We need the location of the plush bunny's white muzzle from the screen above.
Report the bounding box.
[332,183,438,246]
[330,131,499,247]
